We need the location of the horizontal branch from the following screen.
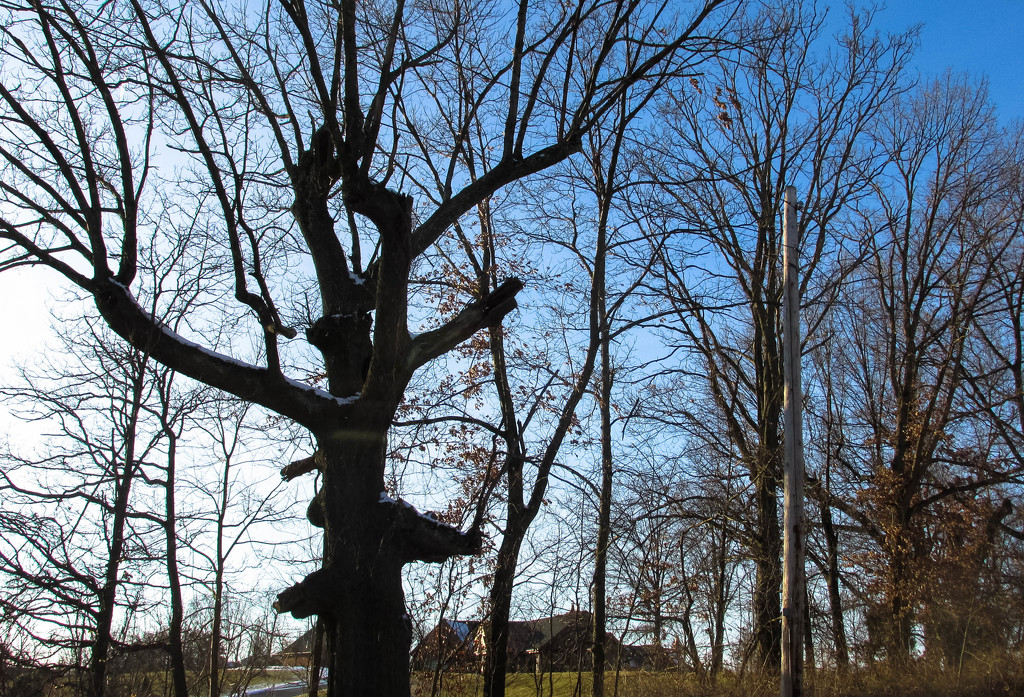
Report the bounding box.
[407,278,524,371]
[274,567,343,620]
[93,278,345,429]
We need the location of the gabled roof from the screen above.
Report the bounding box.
[415,610,595,661]
[279,628,316,656]
[492,610,593,655]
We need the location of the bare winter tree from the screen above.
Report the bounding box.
[638,3,911,671]
[0,0,733,693]
[818,74,1023,665]
[182,397,294,697]
[0,319,183,697]
[401,72,681,695]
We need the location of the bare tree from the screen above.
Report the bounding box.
[0,319,174,697]
[183,397,294,697]
[819,74,1021,664]
[0,0,734,693]
[456,95,673,697]
[639,3,911,671]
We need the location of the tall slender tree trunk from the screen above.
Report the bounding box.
[163,428,188,697]
[678,553,705,679]
[711,523,730,680]
[91,472,133,697]
[589,113,618,697]
[91,479,132,697]
[479,234,601,697]
[89,365,147,697]
[820,498,849,670]
[209,443,232,697]
[591,318,613,697]
[483,523,526,697]
[209,565,225,697]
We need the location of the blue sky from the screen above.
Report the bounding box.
[1,1,1023,400]
[874,0,1024,121]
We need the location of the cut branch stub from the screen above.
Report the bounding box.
[381,496,483,563]
[407,277,524,370]
[281,450,327,481]
[479,277,524,326]
[274,566,345,619]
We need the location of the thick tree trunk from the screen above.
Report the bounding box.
[321,435,409,697]
[878,488,916,666]
[276,425,482,697]
[322,553,410,696]
[276,408,486,697]
[884,550,914,664]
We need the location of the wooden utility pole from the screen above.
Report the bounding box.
[781,185,805,697]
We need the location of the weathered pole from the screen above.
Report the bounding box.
[781,185,805,697]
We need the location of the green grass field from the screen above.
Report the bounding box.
[411,662,1024,697]
[6,661,1023,696]
[411,670,772,697]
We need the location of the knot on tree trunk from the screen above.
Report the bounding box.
[307,312,373,353]
[307,491,326,528]
[306,312,373,392]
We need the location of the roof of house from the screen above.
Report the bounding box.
[514,611,589,649]
[279,628,317,656]
[475,610,593,656]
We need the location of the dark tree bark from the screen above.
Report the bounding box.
[820,497,849,670]
[590,206,614,697]
[158,391,189,697]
